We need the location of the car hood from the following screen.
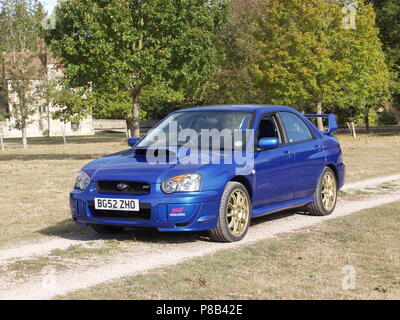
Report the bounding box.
[82,148,248,185]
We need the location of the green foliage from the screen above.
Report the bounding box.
[0,0,47,146]
[378,109,398,125]
[139,82,187,119]
[252,0,345,109]
[45,0,229,129]
[370,0,400,115]
[0,111,7,122]
[91,90,132,120]
[335,1,391,119]
[370,0,400,68]
[0,0,45,52]
[204,0,264,104]
[206,0,391,123]
[51,86,92,123]
[42,128,49,137]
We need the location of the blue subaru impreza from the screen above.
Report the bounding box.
[70,105,345,242]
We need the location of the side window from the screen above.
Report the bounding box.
[280,112,313,143]
[257,114,282,143]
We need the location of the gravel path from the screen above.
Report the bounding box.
[1,175,399,300]
[2,173,400,264]
[341,173,400,191]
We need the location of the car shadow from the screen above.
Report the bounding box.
[39,209,308,245]
[39,219,208,244]
[250,208,307,227]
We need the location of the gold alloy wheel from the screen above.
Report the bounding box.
[321,171,337,211]
[226,189,250,237]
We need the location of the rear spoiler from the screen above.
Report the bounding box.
[304,114,339,135]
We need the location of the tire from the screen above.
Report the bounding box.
[306,167,338,216]
[90,224,125,235]
[209,182,251,242]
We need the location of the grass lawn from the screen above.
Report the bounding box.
[59,201,400,300]
[0,136,126,247]
[0,133,399,248]
[339,135,400,183]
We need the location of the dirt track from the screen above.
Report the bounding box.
[0,174,399,300]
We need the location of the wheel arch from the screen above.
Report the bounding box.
[230,175,253,200]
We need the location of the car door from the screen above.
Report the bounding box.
[278,111,326,199]
[253,113,296,208]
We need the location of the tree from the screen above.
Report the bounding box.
[203,0,264,105]
[206,0,390,135]
[91,81,186,121]
[51,85,92,144]
[368,0,400,123]
[0,0,46,148]
[45,0,229,136]
[0,110,6,151]
[330,1,391,136]
[250,0,361,131]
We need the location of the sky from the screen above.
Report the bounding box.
[42,0,58,14]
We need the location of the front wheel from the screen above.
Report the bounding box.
[90,224,125,235]
[209,182,251,242]
[306,167,338,216]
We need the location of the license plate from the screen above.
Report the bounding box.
[94,198,140,212]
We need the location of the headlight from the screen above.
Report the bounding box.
[161,173,201,194]
[74,170,91,191]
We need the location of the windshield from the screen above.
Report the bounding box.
[137,111,254,151]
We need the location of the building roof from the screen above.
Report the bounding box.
[1,51,48,80]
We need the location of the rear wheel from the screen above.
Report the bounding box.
[306,167,337,216]
[90,224,124,235]
[209,182,251,242]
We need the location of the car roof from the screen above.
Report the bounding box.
[176,104,295,114]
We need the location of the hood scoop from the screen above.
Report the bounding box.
[134,148,178,162]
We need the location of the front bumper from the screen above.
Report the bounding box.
[70,185,222,232]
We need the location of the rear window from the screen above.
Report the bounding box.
[280,112,313,143]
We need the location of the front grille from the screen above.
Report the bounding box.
[88,201,151,220]
[96,180,150,194]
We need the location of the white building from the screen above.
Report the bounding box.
[0,52,94,138]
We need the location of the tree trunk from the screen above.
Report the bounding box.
[61,123,67,144]
[351,121,357,138]
[346,121,357,138]
[316,102,324,131]
[364,107,370,133]
[47,105,51,137]
[22,126,27,149]
[346,122,352,135]
[128,89,141,137]
[0,127,4,151]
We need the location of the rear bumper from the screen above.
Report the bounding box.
[70,188,221,232]
[337,162,346,190]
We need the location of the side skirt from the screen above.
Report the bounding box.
[251,197,314,218]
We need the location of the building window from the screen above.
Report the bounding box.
[38,105,48,114]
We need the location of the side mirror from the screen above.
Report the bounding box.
[128,137,140,147]
[258,137,279,149]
